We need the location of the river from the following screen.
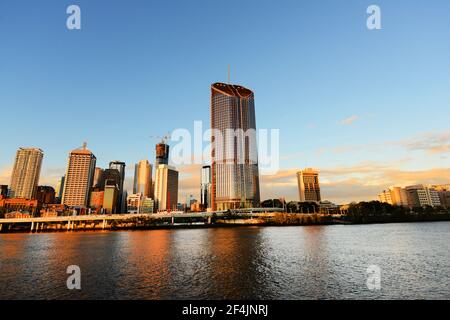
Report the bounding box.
[0,222,449,299]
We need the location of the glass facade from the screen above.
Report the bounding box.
[211,83,260,210]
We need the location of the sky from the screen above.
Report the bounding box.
[0,0,449,204]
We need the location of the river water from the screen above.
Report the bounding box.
[0,222,449,299]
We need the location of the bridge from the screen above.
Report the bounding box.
[0,208,285,232]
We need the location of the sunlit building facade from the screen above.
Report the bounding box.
[210,82,260,210]
[297,168,321,202]
[62,143,96,208]
[133,160,152,198]
[9,147,43,199]
[154,164,178,211]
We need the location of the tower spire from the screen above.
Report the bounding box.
[227,65,230,84]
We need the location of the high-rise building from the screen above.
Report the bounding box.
[9,147,44,199]
[55,176,65,203]
[92,167,105,189]
[297,168,321,202]
[103,179,119,214]
[109,161,126,212]
[210,82,260,210]
[155,143,169,167]
[154,164,178,211]
[201,165,212,210]
[36,186,56,204]
[62,143,96,208]
[133,160,152,198]
[378,190,393,205]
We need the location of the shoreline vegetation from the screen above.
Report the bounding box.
[1,201,450,234]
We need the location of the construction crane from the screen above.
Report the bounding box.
[150,132,171,144]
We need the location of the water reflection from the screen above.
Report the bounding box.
[1,222,449,299]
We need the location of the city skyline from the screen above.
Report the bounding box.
[1,0,450,204]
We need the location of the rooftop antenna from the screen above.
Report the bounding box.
[227,65,230,84]
[82,141,87,150]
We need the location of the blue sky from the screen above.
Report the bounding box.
[1,0,449,203]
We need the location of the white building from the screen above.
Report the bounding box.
[154,164,178,211]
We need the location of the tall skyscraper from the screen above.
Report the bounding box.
[62,143,96,208]
[154,164,178,211]
[109,161,126,212]
[155,143,169,167]
[9,147,44,199]
[201,165,212,210]
[297,168,321,202]
[133,160,152,198]
[210,82,260,210]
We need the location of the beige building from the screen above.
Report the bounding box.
[154,164,178,211]
[9,147,44,199]
[378,190,393,204]
[133,160,152,198]
[297,168,321,202]
[62,143,96,208]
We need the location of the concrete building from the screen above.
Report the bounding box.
[9,147,43,199]
[62,143,96,208]
[133,160,152,198]
[89,189,104,213]
[92,167,105,189]
[103,179,119,214]
[297,168,321,202]
[210,82,260,210]
[154,164,178,211]
[378,190,393,205]
[36,186,55,204]
[127,193,143,213]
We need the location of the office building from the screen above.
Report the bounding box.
[127,193,143,213]
[36,186,55,204]
[155,143,169,167]
[201,165,212,210]
[210,82,260,210]
[154,164,178,211]
[297,168,321,202]
[92,167,105,189]
[55,176,65,203]
[62,143,96,208]
[109,161,126,212]
[103,179,119,214]
[141,197,154,213]
[133,160,152,198]
[9,147,43,199]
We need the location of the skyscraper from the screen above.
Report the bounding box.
[297,168,321,202]
[92,167,105,189]
[154,164,178,211]
[133,160,152,198]
[109,161,126,212]
[201,165,212,210]
[210,82,260,210]
[9,147,44,199]
[155,143,169,167]
[62,143,96,208]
